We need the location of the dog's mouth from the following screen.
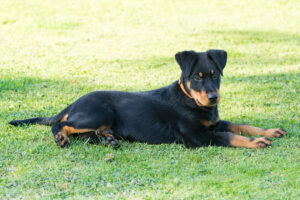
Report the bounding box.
[195,99,218,107]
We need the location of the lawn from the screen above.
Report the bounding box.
[0,0,299,199]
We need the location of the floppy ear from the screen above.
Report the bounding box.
[175,50,198,77]
[207,49,227,76]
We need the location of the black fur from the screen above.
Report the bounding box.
[9,49,241,148]
[207,49,227,76]
[9,106,70,126]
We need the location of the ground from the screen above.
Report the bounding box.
[0,0,299,199]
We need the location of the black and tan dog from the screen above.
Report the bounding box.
[9,49,287,149]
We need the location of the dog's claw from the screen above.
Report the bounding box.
[251,137,272,148]
[263,128,287,138]
[279,128,287,132]
[274,131,283,138]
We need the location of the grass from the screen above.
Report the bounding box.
[0,0,299,199]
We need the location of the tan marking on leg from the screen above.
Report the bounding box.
[210,69,214,75]
[229,134,271,148]
[55,126,96,147]
[61,126,96,136]
[60,114,69,122]
[228,124,287,137]
[199,72,203,77]
[95,125,112,135]
[227,124,261,135]
[100,125,111,131]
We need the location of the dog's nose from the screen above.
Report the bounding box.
[207,93,218,103]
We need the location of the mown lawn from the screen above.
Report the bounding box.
[0,0,299,199]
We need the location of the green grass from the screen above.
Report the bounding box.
[0,0,299,199]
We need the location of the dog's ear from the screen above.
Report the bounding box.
[175,50,198,77]
[207,49,227,76]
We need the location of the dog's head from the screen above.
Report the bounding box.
[175,49,227,107]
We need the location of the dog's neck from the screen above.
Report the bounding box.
[178,79,193,99]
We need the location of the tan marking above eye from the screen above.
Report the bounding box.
[210,70,214,75]
[199,72,203,77]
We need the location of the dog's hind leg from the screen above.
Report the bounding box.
[51,121,96,148]
[96,126,120,148]
[51,112,119,148]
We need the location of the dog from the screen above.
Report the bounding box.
[9,49,287,149]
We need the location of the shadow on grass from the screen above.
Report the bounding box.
[223,72,300,84]
[208,29,300,44]
[228,53,300,65]
[194,29,300,65]
[0,76,68,93]
[1,63,298,94]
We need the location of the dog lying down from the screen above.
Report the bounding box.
[9,49,287,148]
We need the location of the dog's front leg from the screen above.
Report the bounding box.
[215,120,287,138]
[180,130,272,149]
[211,131,272,148]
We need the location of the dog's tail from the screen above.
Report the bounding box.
[9,106,71,126]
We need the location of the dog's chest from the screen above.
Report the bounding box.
[199,118,219,128]
[197,110,219,128]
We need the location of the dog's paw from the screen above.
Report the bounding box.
[54,132,70,148]
[97,129,120,149]
[101,135,120,149]
[250,137,272,148]
[263,128,287,138]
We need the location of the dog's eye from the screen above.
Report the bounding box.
[212,75,218,80]
[193,75,203,81]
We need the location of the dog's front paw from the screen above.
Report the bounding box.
[263,128,287,138]
[54,132,70,148]
[250,137,272,148]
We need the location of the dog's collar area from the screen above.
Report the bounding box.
[178,80,193,99]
